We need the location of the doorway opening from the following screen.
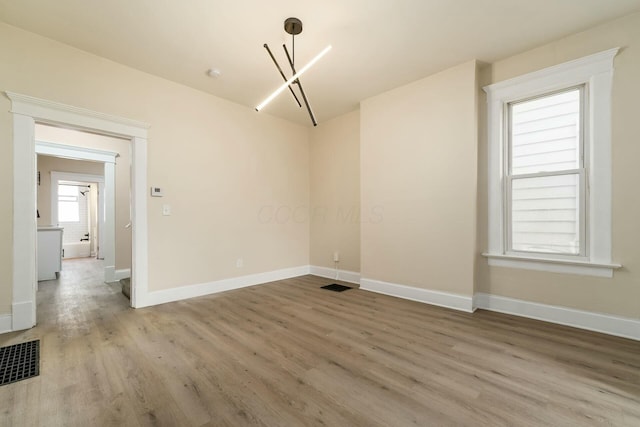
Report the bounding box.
[35,125,133,311]
[8,91,150,332]
[56,180,100,260]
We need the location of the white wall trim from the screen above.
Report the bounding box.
[483,253,621,278]
[483,48,619,97]
[136,266,310,308]
[114,269,131,281]
[483,48,619,273]
[129,136,147,308]
[104,266,116,283]
[474,293,640,341]
[7,91,149,331]
[12,113,37,331]
[11,301,34,331]
[102,163,117,282]
[7,91,149,138]
[106,267,131,283]
[48,170,111,277]
[309,265,360,284]
[49,171,105,230]
[49,171,105,185]
[360,278,474,313]
[0,314,12,334]
[36,140,118,163]
[6,254,635,342]
[37,142,114,261]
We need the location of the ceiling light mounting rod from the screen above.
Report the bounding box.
[283,17,303,67]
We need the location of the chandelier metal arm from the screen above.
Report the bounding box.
[263,44,302,108]
[256,17,327,126]
[283,44,318,126]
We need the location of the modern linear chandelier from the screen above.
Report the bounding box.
[255,17,332,126]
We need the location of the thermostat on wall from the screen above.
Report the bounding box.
[150,187,164,197]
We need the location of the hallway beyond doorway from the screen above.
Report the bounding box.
[37,258,129,327]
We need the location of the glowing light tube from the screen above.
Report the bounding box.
[255,45,332,111]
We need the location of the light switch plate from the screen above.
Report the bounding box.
[162,204,171,216]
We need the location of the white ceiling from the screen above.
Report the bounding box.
[2,0,640,126]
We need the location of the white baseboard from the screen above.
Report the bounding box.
[12,301,34,331]
[137,265,310,308]
[360,278,474,313]
[0,314,12,334]
[474,293,640,341]
[114,268,131,281]
[121,261,640,342]
[309,265,360,284]
[62,244,91,259]
[104,265,115,282]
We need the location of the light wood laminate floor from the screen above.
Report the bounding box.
[1,257,639,426]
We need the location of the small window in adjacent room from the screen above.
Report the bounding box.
[483,48,621,277]
[58,184,80,222]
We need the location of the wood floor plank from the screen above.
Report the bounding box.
[1,259,639,426]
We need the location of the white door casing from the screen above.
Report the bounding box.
[48,169,106,261]
[7,91,149,331]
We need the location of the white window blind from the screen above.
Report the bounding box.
[507,88,584,256]
[58,184,80,222]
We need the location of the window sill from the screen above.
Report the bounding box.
[482,253,621,278]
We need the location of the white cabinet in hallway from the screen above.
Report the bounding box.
[37,226,63,281]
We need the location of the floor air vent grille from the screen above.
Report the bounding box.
[321,284,352,292]
[0,340,40,386]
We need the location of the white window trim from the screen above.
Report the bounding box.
[483,48,621,278]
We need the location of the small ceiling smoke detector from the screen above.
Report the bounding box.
[206,68,221,78]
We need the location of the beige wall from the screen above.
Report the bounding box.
[476,12,640,319]
[360,60,479,297]
[310,110,360,272]
[0,22,310,312]
[2,11,638,323]
[36,126,133,270]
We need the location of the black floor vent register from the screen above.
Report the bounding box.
[321,283,353,292]
[0,340,40,386]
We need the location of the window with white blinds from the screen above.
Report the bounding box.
[58,184,80,223]
[483,48,619,276]
[507,87,585,256]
